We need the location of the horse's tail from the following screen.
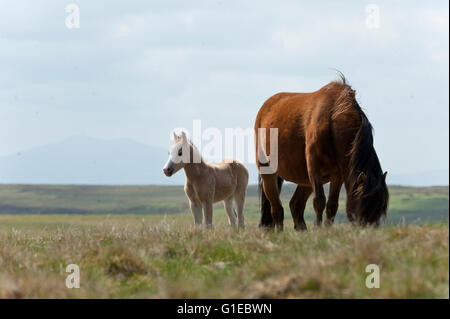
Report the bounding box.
[347,97,389,226]
[258,174,283,228]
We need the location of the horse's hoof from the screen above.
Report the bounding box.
[324,220,334,227]
[294,224,307,231]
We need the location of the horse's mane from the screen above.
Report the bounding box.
[331,72,389,225]
[331,73,357,120]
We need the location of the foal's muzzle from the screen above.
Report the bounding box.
[163,166,174,177]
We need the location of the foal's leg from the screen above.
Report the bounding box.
[289,185,312,231]
[324,176,343,227]
[261,174,284,231]
[189,201,203,225]
[233,192,245,229]
[202,200,214,229]
[224,198,237,227]
[186,184,202,226]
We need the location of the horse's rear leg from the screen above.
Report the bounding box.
[289,185,312,231]
[223,198,237,227]
[233,193,245,229]
[261,174,284,231]
[259,176,283,228]
[325,176,343,226]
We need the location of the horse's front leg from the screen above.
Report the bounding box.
[289,185,312,231]
[189,200,203,225]
[202,200,214,229]
[325,175,343,227]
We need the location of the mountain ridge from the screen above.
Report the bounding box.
[0,136,447,186]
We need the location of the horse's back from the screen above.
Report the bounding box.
[217,159,249,184]
[255,82,353,127]
[255,92,308,128]
[254,81,361,184]
[211,160,248,202]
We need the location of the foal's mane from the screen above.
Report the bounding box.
[173,136,202,161]
[173,136,196,149]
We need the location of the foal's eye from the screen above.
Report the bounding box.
[178,149,182,156]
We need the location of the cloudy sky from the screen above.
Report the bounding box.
[0,0,448,178]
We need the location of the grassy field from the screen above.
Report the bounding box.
[0,214,447,298]
[0,184,448,298]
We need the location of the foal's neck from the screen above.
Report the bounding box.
[183,151,209,182]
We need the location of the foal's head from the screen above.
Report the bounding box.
[163,132,196,177]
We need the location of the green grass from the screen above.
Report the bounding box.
[0,214,447,298]
[0,184,448,224]
[0,184,447,298]
[0,185,189,214]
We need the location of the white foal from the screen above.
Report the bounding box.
[163,132,249,228]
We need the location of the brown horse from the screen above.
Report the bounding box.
[255,75,389,230]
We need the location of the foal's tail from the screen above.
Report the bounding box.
[258,175,283,228]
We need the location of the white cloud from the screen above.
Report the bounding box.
[0,0,448,175]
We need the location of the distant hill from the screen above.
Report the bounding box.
[0,136,447,186]
[388,170,449,187]
[0,136,186,185]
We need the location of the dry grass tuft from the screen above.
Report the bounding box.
[0,214,447,298]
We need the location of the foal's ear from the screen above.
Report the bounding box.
[181,131,187,142]
[173,131,178,140]
[383,171,388,181]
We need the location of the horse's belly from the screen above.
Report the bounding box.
[213,185,234,202]
[276,136,310,185]
[278,165,310,186]
[212,170,236,202]
[276,138,334,186]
